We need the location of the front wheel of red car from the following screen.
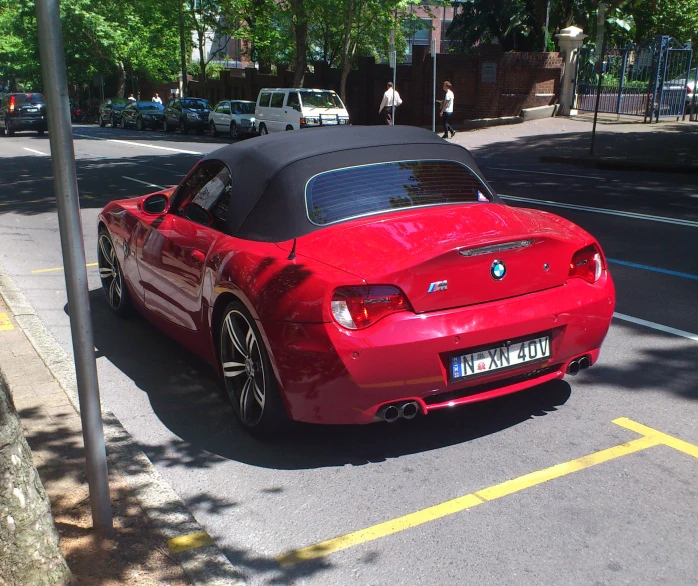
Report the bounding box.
[98,228,131,316]
[219,302,288,434]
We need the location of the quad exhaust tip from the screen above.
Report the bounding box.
[379,401,420,423]
[567,355,591,376]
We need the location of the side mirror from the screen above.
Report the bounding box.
[141,193,169,215]
[293,104,301,112]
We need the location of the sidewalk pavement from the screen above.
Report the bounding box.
[451,113,698,173]
[0,276,244,586]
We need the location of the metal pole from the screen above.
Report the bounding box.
[389,30,396,125]
[34,0,113,535]
[616,49,628,116]
[432,38,437,133]
[543,0,551,52]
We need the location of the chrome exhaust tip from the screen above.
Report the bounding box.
[567,360,580,376]
[382,405,400,423]
[400,402,419,420]
[578,356,591,370]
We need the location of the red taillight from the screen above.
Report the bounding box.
[569,244,604,284]
[687,86,692,94]
[331,285,411,329]
[9,96,15,113]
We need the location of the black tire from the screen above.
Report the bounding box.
[230,122,239,139]
[97,228,132,316]
[259,123,268,136]
[111,115,118,128]
[163,119,172,133]
[6,119,14,137]
[219,301,288,435]
[209,121,218,137]
[99,116,106,128]
[136,117,143,131]
[180,119,188,134]
[0,122,5,137]
[38,129,45,136]
[120,116,126,129]
[285,125,293,131]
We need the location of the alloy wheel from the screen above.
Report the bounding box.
[136,117,143,130]
[230,122,238,139]
[97,231,129,315]
[220,309,266,427]
[209,121,217,137]
[259,124,268,136]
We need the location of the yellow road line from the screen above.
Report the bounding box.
[0,313,14,331]
[613,417,698,459]
[276,434,659,567]
[166,531,213,554]
[32,262,98,274]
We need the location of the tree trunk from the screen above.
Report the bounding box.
[198,28,207,97]
[339,0,355,102]
[0,382,71,586]
[116,60,126,98]
[179,4,188,98]
[292,0,307,87]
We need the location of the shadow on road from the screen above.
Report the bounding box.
[80,288,572,471]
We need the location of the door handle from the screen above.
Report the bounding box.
[191,250,205,263]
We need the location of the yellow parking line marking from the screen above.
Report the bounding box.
[0,313,14,331]
[166,532,213,554]
[32,262,98,274]
[276,433,659,567]
[613,417,698,459]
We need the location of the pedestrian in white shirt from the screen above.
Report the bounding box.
[152,93,162,104]
[439,81,455,138]
[379,82,402,125]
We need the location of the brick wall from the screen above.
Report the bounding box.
[181,46,563,127]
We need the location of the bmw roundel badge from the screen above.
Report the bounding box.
[491,259,506,280]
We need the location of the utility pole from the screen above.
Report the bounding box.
[389,29,397,125]
[432,38,437,133]
[590,2,607,155]
[35,0,113,535]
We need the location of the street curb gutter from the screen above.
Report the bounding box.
[0,267,245,586]
[540,155,698,175]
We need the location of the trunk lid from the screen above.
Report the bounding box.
[296,204,586,313]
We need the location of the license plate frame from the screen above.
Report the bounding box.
[450,334,551,382]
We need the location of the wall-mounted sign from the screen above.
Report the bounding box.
[481,63,497,83]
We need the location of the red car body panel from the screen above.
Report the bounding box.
[99,188,615,425]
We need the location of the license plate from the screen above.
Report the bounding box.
[26,108,38,112]
[322,119,338,125]
[450,335,551,380]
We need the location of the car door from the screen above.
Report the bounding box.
[268,91,285,132]
[121,103,135,127]
[138,160,231,331]
[214,101,230,130]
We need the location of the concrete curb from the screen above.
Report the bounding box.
[540,155,698,175]
[0,267,245,586]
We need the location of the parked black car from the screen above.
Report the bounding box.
[0,93,47,136]
[119,101,165,130]
[98,98,130,128]
[163,97,211,134]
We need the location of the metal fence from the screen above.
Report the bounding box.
[575,36,693,122]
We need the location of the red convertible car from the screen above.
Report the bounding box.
[98,126,615,433]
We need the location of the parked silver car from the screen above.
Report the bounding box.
[209,100,258,139]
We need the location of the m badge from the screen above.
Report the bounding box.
[428,280,448,293]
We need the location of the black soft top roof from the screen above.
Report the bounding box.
[203,126,497,242]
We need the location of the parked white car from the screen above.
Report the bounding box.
[209,100,258,139]
[254,88,350,134]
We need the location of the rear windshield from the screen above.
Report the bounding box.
[306,160,493,226]
[14,93,44,105]
[299,90,343,109]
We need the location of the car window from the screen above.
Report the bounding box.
[174,161,232,233]
[14,93,45,105]
[306,160,493,226]
[180,99,210,110]
[258,92,271,107]
[270,93,285,108]
[299,90,343,109]
[137,102,164,111]
[216,101,230,113]
[287,92,300,109]
[235,102,255,114]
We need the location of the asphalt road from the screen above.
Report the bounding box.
[0,121,696,586]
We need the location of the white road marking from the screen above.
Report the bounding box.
[500,194,698,228]
[487,167,605,180]
[122,176,166,190]
[613,312,698,342]
[73,132,203,155]
[23,147,49,156]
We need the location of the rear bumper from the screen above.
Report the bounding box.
[263,272,615,424]
[7,117,47,131]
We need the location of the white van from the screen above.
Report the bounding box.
[255,88,350,134]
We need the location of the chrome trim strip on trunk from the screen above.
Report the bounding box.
[459,239,535,257]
